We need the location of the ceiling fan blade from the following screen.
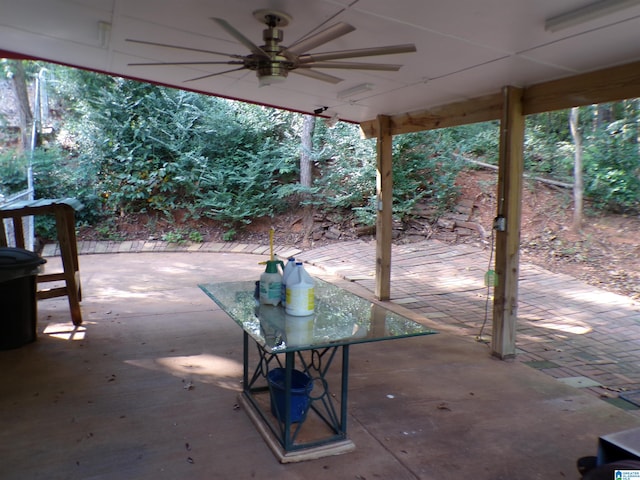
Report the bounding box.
[298,44,416,64]
[184,66,248,83]
[284,22,355,56]
[211,17,269,58]
[126,38,243,59]
[290,68,343,84]
[299,61,402,71]
[129,61,244,66]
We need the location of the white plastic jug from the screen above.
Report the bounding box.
[281,257,296,306]
[285,262,314,316]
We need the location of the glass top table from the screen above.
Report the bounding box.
[199,278,437,462]
[199,278,436,353]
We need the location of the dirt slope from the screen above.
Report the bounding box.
[434,169,640,300]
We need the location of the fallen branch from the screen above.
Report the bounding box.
[454,154,573,189]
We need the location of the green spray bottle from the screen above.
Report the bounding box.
[259,259,284,306]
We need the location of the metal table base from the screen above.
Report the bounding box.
[241,331,355,462]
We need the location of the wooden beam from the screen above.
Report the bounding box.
[361,93,503,138]
[375,115,393,301]
[491,86,525,359]
[523,60,640,115]
[359,60,640,136]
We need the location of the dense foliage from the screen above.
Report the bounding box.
[1,61,639,241]
[525,104,640,213]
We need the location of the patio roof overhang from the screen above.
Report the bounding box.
[2,0,640,125]
[2,0,640,358]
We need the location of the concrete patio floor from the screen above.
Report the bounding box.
[1,242,640,479]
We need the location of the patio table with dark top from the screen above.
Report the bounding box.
[199,278,437,463]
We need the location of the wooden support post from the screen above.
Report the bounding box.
[492,86,525,359]
[375,115,393,301]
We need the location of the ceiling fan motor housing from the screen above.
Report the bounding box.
[256,24,292,80]
[257,60,289,79]
[263,25,283,46]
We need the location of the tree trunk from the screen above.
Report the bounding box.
[300,115,315,188]
[300,115,316,245]
[8,60,33,151]
[569,106,583,232]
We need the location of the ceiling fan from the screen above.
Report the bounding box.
[127,9,416,87]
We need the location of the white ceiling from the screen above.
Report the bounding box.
[1,0,640,123]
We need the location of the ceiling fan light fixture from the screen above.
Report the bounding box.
[257,59,289,87]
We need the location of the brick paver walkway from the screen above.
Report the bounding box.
[297,240,640,412]
[43,237,640,412]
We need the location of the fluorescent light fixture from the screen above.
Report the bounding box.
[98,21,111,48]
[545,0,640,32]
[337,83,373,99]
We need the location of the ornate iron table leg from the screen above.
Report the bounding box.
[240,335,354,460]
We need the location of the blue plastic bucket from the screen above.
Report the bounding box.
[267,368,313,423]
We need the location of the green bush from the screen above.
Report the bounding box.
[310,121,377,211]
[30,146,105,226]
[196,139,300,227]
[391,132,462,222]
[524,115,574,181]
[76,81,208,215]
[58,74,305,232]
[0,150,29,196]
[584,121,640,212]
[319,128,463,227]
[452,122,500,160]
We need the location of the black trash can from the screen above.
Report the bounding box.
[0,247,46,350]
